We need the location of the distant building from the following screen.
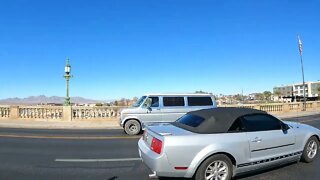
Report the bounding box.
[248,93,259,100]
[273,81,320,102]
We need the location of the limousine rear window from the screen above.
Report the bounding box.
[187,97,213,106]
[175,114,205,127]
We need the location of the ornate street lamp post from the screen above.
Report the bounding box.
[64,58,72,106]
[297,34,306,111]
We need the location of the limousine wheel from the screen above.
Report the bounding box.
[301,136,319,163]
[124,120,141,135]
[195,154,232,180]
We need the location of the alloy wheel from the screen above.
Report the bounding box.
[204,160,229,180]
[307,140,318,159]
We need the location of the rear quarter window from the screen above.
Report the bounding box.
[187,97,213,106]
[176,114,205,127]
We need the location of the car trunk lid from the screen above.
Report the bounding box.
[146,122,194,136]
[143,123,193,153]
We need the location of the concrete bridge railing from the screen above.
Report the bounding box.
[219,101,320,113]
[72,106,122,120]
[0,105,126,121]
[0,101,319,121]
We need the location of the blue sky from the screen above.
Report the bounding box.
[0,0,320,100]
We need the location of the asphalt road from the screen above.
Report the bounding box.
[0,114,319,180]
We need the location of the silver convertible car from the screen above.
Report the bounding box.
[138,107,320,180]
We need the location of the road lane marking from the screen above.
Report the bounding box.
[0,134,140,140]
[55,158,142,162]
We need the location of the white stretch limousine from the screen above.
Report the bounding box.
[119,93,217,135]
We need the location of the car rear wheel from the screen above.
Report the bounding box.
[124,120,141,135]
[301,136,319,163]
[195,154,232,180]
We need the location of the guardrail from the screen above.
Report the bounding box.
[0,101,319,121]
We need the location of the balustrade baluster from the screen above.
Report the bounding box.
[36,108,38,118]
[75,109,79,119]
[44,109,48,119]
[54,109,58,119]
[42,108,45,119]
[81,110,84,119]
[59,109,62,119]
[26,108,29,118]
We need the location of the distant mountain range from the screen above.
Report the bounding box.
[0,95,107,105]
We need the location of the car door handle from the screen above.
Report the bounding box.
[251,137,262,143]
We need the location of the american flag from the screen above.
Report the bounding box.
[297,35,302,55]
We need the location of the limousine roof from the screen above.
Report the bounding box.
[144,93,214,96]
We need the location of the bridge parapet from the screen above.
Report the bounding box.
[0,102,319,121]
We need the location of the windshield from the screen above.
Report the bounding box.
[132,96,147,107]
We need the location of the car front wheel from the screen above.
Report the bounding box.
[301,136,319,163]
[195,154,233,180]
[124,120,141,135]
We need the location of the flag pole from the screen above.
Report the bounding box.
[297,33,306,111]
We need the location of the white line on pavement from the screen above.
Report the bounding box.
[55,158,142,162]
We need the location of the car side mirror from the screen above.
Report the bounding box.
[282,123,290,132]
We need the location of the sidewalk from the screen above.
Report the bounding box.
[272,110,320,119]
[0,110,319,130]
[0,119,121,130]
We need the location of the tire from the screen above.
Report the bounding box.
[195,154,233,180]
[301,136,319,163]
[124,120,141,135]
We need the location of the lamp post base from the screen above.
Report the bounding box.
[64,97,71,106]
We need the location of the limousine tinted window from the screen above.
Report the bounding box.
[163,97,185,106]
[187,97,213,106]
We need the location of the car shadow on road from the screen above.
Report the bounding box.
[107,177,118,180]
[158,178,190,180]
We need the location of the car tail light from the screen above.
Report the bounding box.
[151,137,162,154]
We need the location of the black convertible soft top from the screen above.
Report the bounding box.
[172,107,267,134]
